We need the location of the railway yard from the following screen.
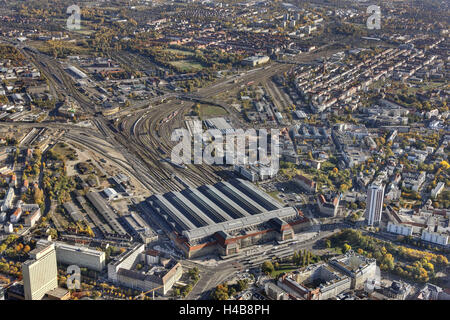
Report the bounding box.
[0,38,312,249]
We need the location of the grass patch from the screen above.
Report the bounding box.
[199,104,228,118]
[268,191,283,203]
[50,142,77,161]
[169,60,204,73]
[332,247,343,255]
[272,264,297,277]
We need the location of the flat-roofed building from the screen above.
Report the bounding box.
[108,245,182,296]
[116,260,182,296]
[278,262,351,300]
[22,243,58,300]
[66,65,88,79]
[431,182,445,199]
[52,241,106,271]
[242,55,270,67]
[328,251,377,289]
[387,222,413,236]
[86,191,127,236]
[203,117,234,135]
[1,187,14,212]
[421,229,448,246]
[44,287,70,300]
[108,243,145,282]
[265,282,288,300]
[63,202,83,222]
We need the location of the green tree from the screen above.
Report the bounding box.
[236,279,249,292]
[261,261,274,275]
[181,284,192,297]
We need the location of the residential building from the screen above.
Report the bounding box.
[387,222,413,236]
[421,229,448,246]
[10,208,22,223]
[23,206,41,227]
[431,182,445,198]
[4,222,13,233]
[1,187,14,212]
[294,174,317,193]
[317,193,340,217]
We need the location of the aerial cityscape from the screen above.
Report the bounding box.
[0,0,448,308]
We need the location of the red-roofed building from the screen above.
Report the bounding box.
[294,174,317,193]
[317,193,340,217]
[10,208,22,223]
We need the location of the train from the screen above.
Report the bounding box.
[163,157,186,169]
[159,111,179,124]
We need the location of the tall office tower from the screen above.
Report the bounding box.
[22,243,58,300]
[365,184,385,226]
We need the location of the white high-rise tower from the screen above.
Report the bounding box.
[22,243,58,300]
[365,184,385,226]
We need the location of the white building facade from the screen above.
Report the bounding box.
[365,184,385,226]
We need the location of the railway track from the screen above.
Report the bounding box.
[64,132,160,193]
[130,101,222,189]
[20,47,294,196]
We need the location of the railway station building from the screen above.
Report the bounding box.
[146,178,311,258]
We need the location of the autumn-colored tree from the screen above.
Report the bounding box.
[211,283,229,300]
[33,187,44,205]
[343,243,351,253]
[437,255,448,265]
[424,262,434,273]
